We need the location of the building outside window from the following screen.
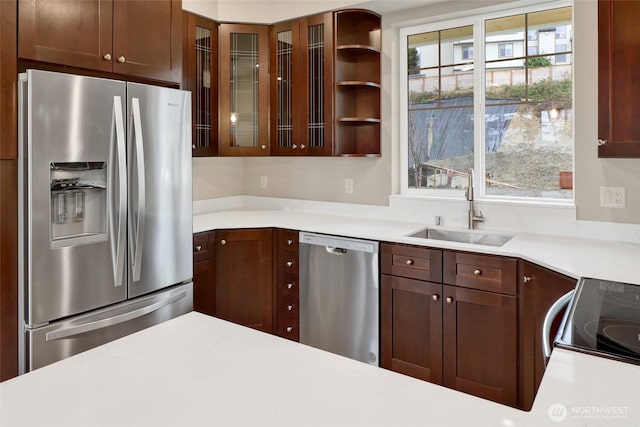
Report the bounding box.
[401,4,573,201]
[462,44,474,60]
[498,43,514,58]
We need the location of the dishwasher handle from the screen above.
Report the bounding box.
[326,246,347,255]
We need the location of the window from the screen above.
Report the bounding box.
[462,44,474,60]
[528,29,538,41]
[498,43,513,58]
[401,4,573,201]
[555,25,567,39]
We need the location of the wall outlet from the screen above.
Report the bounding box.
[600,186,625,208]
[260,175,268,189]
[344,178,354,194]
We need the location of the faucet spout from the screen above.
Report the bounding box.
[466,168,483,229]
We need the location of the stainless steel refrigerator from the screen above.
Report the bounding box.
[18,69,193,373]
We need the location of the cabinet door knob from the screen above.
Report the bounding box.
[195,245,202,252]
[286,261,294,267]
[597,138,608,146]
[432,294,439,301]
[192,144,196,149]
[300,144,306,149]
[117,56,126,63]
[473,269,481,276]
[287,305,294,311]
[287,283,294,290]
[286,326,293,333]
[220,239,227,246]
[446,297,453,304]
[261,145,267,150]
[292,144,298,149]
[405,259,414,266]
[523,276,531,283]
[103,53,112,60]
[287,239,294,246]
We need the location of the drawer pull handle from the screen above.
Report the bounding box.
[286,261,294,267]
[220,239,227,246]
[432,294,439,301]
[473,269,481,276]
[287,283,294,290]
[405,259,414,266]
[287,305,294,311]
[523,276,531,283]
[286,326,293,333]
[446,297,453,304]
[195,245,202,252]
[287,239,294,246]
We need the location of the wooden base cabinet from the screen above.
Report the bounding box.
[442,285,517,407]
[381,243,518,407]
[518,261,576,410]
[215,229,274,333]
[193,231,216,316]
[381,275,442,383]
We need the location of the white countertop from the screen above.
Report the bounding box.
[194,209,640,286]
[1,312,638,427]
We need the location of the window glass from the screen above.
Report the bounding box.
[403,4,573,200]
[407,25,474,190]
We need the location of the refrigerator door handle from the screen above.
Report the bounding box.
[110,96,127,288]
[45,289,187,341]
[129,97,146,282]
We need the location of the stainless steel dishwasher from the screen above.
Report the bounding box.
[299,232,379,366]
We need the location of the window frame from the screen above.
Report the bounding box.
[399,0,574,205]
[498,42,514,58]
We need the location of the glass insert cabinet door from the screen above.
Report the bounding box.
[219,24,270,156]
[182,13,218,157]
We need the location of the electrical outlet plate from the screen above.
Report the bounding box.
[260,176,268,189]
[344,178,354,194]
[600,186,625,208]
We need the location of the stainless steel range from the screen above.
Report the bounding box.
[544,278,640,365]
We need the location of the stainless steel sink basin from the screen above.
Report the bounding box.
[406,228,513,247]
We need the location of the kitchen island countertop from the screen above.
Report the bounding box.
[1,312,638,427]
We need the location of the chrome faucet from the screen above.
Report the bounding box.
[465,168,484,229]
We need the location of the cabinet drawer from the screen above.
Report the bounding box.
[276,294,299,318]
[275,318,299,341]
[381,243,443,282]
[276,229,299,253]
[443,251,517,296]
[277,276,299,297]
[193,231,215,262]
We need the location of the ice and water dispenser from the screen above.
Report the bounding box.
[50,162,108,247]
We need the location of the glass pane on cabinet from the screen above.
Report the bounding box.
[195,25,212,150]
[230,33,260,147]
[308,23,325,148]
[276,30,293,148]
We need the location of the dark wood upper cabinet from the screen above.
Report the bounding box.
[333,9,381,156]
[218,23,270,156]
[183,12,218,157]
[18,0,181,84]
[270,13,333,156]
[598,0,640,158]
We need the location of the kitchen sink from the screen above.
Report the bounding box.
[406,228,513,247]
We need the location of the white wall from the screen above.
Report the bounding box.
[186,0,640,225]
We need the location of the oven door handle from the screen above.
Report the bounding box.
[542,290,575,366]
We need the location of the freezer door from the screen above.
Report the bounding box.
[21,70,128,326]
[126,83,192,298]
[25,282,193,372]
